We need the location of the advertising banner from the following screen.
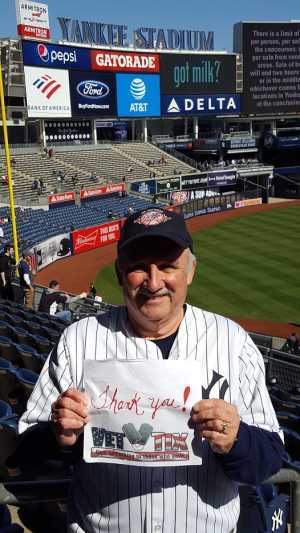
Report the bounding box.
[181,174,208,189]
[80,183,125,200]
[91,50,160,72]
[160,53,236,94]
[156,177,181,194]
[16,0,50,40]
[207,170,236,187]
[70,71,116,117]
[116,74,160,117]
[34,233,71,272]
[170,190,190,205]
[237,22,300,115]
[22,40,91,70]
[161,94,240,116]
[84,360,203,467]
[48,191,75,205]
[130,180,156,195]
[72,221,121,254]
[45,119,92,143]
[234,198,262,209]
[24,66,71,118]
[221,136,256,151]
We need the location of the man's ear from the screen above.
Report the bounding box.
[115,260,123,286]
[187,258,197,286]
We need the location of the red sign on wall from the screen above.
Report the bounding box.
[17,24,50,39]
[80,183,125,200]
[72,221,121,254]
[48,192,75,204]
[91,50,160,72]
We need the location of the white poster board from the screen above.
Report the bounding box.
[84,360,203,467]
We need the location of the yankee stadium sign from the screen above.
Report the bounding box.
[57,17,214,51]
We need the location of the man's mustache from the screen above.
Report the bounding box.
[138,289,171,298]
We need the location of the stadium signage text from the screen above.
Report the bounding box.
[72,221,121,254]
[162,94,241,116]
[57,17,214,51]
[80,183,125,200]
[16,0,50,39]
[91,50,160,72]
[48,191,75,204]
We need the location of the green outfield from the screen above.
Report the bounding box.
[94,206,300,323]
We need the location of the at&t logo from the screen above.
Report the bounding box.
[129,78,148,112]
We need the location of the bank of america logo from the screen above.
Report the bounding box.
[33,74,61,99]
[168,98,180,113]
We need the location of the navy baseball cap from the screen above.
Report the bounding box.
[118,208,193,254]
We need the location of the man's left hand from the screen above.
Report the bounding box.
[191,399,240,454]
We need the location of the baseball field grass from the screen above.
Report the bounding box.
[94,205,300,323]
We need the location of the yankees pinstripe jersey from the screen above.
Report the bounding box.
[19,304,281,533]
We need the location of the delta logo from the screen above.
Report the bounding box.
[32,74,62,99]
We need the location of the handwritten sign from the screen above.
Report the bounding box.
[84,360,203,467]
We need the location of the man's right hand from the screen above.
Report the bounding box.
[51,388,90,447]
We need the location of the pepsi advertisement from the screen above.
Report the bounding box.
[116,74,160,117]
[161,94,240,116]
[70,71,116,117]
[22,40,91,70]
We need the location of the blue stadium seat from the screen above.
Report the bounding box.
[0,399,13,419]
[29,335,52,355]
[0,336,18,364]
[237,484,289,533]
[14,368,38,400]
[9,327,30,347]
[15,344,43,374]
[269,393,300,416]
[282,427,300,462]
[277,412,300,433]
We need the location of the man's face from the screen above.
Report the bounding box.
[118,238,196,331]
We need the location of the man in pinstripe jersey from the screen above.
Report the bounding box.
[20,208,284,533]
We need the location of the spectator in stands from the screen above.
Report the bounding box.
[31,178,39,191]
[48,147,54,159]
[72,174,79,188]
[38,280,87,322]
[127,206,134,215]
[160,154,167,165]
[0,244,15,301]
[39,177,45,191]
[0,222,4,243]
[287,332,299,354]
[127,165,133,173]
[88,283,97,299]
[107,209,114,219]
[10,158,16,168]
[18,252,34,309]
[90,171,97,182]
[43,146,48,157]
[20,207,285,533]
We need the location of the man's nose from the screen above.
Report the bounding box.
[145,264,164,291]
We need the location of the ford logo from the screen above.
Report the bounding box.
[76,80,109,99]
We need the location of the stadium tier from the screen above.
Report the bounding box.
[0,143,195,205]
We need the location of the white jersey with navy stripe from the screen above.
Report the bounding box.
[19,304,280,533]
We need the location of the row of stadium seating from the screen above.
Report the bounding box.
[0,196,162,249]
[0,142,194,204]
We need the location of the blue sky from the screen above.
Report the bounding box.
[1,0,300,51]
